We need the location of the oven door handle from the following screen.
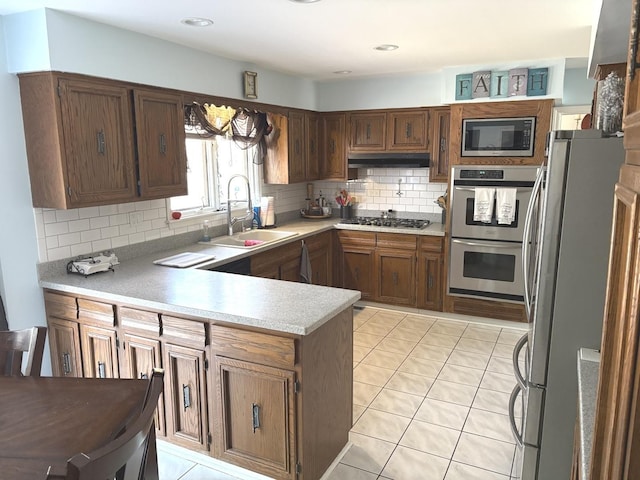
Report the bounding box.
[522,167,545,319]
[454,186,533,192]
[451,238,519,249]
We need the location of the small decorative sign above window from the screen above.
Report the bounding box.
[455,67,548,101]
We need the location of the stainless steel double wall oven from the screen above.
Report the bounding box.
[448,165,539,303]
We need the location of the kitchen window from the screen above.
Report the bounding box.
[167,134,262,222]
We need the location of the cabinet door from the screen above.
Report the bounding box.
[321,113,347,180]
[624,0,640,136]
[48,318,83,377]
[58,78,138,207]
[417,253,443,311]
[214,356,297,480]
[80,324,119,378]
[163,343,209,451]
[387,110,429,151]
[305,113,320,181]
[288,111,306,184]
[122,333,165,435]
[309,239,331,286]
[280,256,303,283]
[342,249,375,299]
[134,89,188,199]
[349,112,386,151]
[429,107,451,182]
[376,249,416,306]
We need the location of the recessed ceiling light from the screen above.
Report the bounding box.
[289,0,321,3]
[181,17,214,27]
[375,44,399,51]
[333,70,352,75]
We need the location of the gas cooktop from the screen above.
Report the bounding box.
[339,217,431,229]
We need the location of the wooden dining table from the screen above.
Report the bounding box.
[0,376,157,479]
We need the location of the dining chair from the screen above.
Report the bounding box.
[0,326,47,376]
[46,370,164,480]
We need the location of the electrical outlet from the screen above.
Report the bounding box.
[129,212,144,225]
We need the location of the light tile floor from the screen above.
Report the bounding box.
[157,305,526,480]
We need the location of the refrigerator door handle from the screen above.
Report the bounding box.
[522,167,544,319]
[513,333,528,388]
[509,383,524,448]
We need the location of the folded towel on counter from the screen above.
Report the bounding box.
[300,241,312,283]
[496,188,518,224]
[244,240,265,247]
[473,187,495,223]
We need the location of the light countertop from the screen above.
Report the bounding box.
[39,217,444,336]
[577,347,600,480]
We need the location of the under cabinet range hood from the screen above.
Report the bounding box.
[347,152,429,168]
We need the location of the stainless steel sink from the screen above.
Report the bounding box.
[202,230,299,249]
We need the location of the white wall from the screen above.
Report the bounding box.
[0,16,51,374]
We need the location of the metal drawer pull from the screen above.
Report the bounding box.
[62,353,71,375]
[392,272,399,285]
[159,134,167,155]
[182,384,191,410]
[252,403,261,433]
[97,361,106,378]
[509,383,524,448]
[428,274,434,289]
[96,130,106,154]
[405,123,412,139]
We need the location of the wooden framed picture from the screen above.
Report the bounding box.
[243,71,257,99]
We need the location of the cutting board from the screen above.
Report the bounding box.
[153,252,216,268]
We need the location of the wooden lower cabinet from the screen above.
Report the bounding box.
[43,289,353,480]
[213,356,297,480]
[48,317,83,377]
[338,230,444,309]
[80,324,119,378]
[163,343,209,451]
[44,291,83,377]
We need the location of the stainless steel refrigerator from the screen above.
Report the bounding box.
[510,129,624,479]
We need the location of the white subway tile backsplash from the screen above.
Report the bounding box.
[101,226,120,239]
[44,222,69,236]
[70,243,93,257]
[68,219,91,233]
[117,203,136,214]
[89,216,109,229]
[43,210,57,224]
[58,232,81,247]
[79,207,100,219]
[91,239,112,252]
[109,214,129,226]
[81,229,101,243]
[98,205,119,216]
[134,201,151,211]
[48,246,71,261]
[55,209,79,222]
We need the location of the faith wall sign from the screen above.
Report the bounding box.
[455,67,548,101]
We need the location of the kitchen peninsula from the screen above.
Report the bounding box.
[40,238,360,480]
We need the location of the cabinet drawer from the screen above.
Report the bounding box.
[337,230,376,247]
[44,291,77,321]
[419,236,444,253]
[119,306,161,336]
[77,298,115,327]
[211,325,295,369]
[162,315,207,348]
[376,233,417,250]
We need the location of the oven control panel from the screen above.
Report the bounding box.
[459,169,504,179]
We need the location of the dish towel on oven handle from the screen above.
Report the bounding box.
[473,187,495,223]
[496,187,517,224]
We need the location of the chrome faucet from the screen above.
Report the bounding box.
[227,174,253,236]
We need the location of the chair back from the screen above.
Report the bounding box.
[47,370,164,480]
[0,326,47,376]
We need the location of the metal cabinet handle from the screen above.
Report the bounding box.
[354,267,359,281]
[159,134,167,155]
[97,361,106,378]
[330,139,336,154]
[365,123,371,140]
[140,372,148,380]
[182,384,191,410]
[509,383,524,448]
[440,137,446,153]
[62,353,71,375]
[96,130,106,154]
[295,139,300,155]
[252,403,261,433]
[392,272,399,285]
[405,123,412,139]
[428,274,434,289]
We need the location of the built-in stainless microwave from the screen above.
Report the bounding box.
[462,116,535,157]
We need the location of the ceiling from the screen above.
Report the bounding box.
[0,0,625,81]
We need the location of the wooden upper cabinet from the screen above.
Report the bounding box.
[134,89,188,199]
[288,111,306,183]
[429,107,451,182]
[264,111,308,184]
[305,112,321,180]
[18,71,188,209]
[321,113,347,180]
[349,112,386,151]
[387,109,429,151]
